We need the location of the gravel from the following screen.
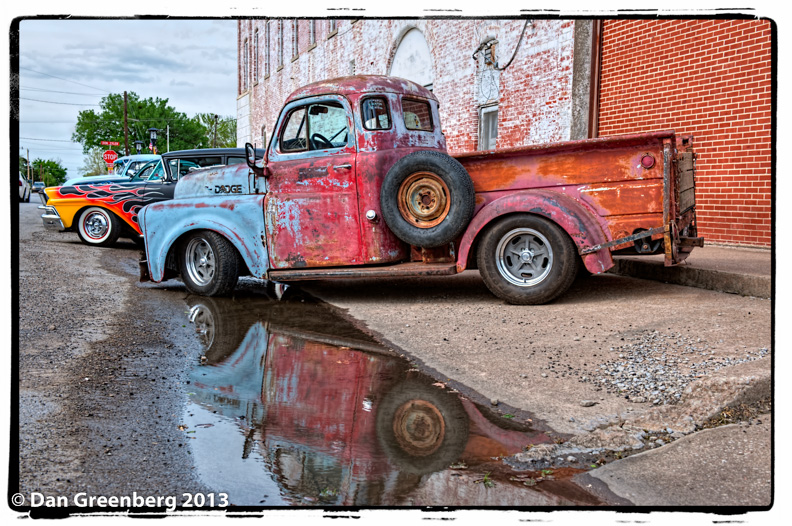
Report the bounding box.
[573,330,770,406]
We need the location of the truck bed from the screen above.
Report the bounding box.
[453,130,701,266]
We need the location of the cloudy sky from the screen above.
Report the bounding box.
[17,18,238,178]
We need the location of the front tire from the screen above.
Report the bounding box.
[76,207,121,247]
[477,214,579,305]
[179,231,239,296]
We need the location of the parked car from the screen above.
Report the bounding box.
[19,173,31,202]
[39,148,262,247]
[113,153,161,177]
[139,75,702,304]
[32,181,45,193]
[62,174,130,187]
[59,156,164,190]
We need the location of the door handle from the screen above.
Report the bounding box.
[333,164,352,170]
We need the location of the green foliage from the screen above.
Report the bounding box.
[72,92,209,155]
[30,158,68,186]
[19,155,30,180]
[197,113,237,148]
[80,147,112,176]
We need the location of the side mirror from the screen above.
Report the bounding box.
[245,143,268,176]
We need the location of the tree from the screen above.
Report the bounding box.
[19,155,30,180]
[197,113,237,148]
[79,147,111,176]
[72,92,209,155]
[30,158,68,186]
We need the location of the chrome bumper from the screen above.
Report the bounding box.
[39,205,65,231]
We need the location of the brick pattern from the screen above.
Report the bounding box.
[598,19,773,247]
[237,19,575,154]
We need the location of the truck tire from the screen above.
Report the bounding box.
[184,296,245,364]
[380,150,475,248]
[76,207,122,247]
[376,379,469,475]
[477,214,579,305]
[179,231,239,296]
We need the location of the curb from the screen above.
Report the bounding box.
[609,257,771,298]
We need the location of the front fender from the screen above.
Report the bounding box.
[456,190,613,274]
[142,195,269,282]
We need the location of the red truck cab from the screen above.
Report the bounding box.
[140,75,702,304]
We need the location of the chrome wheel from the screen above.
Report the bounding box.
[76,206,120,246]
[188,304,216,350]
[84,211,109,239]
[495,227,554,287]
[185,237,216,287]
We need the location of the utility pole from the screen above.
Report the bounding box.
[213,114,218,148]
[26,148,30,182]
[123,91,130,156]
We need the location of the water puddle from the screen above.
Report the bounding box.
[180,293,602,506]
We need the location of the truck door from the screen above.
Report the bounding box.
[265,96,363,268]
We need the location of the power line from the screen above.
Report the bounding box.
[20,137,79,143]
[19,97,101,106]
[20,86,104,97]
[20,66,109,93]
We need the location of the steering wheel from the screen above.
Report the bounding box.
[310,133,334,150]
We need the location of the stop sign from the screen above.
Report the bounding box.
[103,150,118,164]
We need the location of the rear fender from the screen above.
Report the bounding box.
[456,190,613,274]
[142,195,269,282]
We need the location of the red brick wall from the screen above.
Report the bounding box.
[598,19,773,247]
[238,19,576,155]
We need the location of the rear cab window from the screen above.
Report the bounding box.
[402,98,433,131]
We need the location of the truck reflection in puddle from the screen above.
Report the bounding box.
[182,294,602,506]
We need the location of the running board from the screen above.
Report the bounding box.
[267,262,457,281]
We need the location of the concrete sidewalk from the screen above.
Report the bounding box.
[610,244,772,298]
[575,415,772,506]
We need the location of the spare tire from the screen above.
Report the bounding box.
[380,150,475,248]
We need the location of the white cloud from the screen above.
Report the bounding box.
[17,18,237,177]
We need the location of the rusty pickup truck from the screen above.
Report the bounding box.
[138,75,702,304]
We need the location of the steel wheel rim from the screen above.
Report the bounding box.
[397,172,451,228]
[185,238,216,287]
[495,227,554,287]
[392,400,445,457]
[83,211,110,240]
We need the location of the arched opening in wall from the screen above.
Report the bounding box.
[388,28,434,90]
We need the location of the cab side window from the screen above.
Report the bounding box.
[280,101,349,153]
[361,97,391,130]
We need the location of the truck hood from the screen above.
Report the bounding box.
[174,163,257,200]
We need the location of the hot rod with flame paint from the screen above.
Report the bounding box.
[139,75,702,305]
[39,148,263,247]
